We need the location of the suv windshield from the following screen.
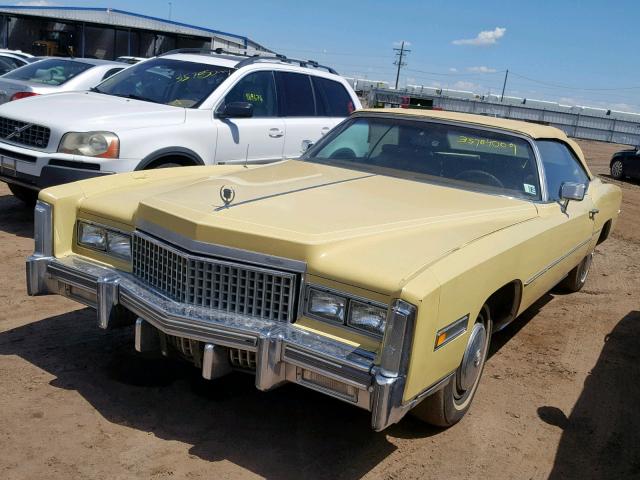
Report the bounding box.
[94,58,233,108]
[3,59,93,86]
[304,116,541,200]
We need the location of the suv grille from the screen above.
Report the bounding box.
[0,116,50,148]
[132,233,297,322]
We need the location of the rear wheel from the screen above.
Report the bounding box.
[610,159,624,179]
[411,304,493,427]
[150,162,182,169]
[8,183,38,205]
[559,252,593,292]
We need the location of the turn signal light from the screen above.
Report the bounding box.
[435,332,448,347]
[10,92,39,101]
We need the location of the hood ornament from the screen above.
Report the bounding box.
[219,185,236,207]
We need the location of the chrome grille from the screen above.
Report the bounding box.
[132,233,297,322]
[229,348,257,370]
[0,116,50,148]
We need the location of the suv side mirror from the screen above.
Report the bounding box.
[560,182,586,212]
[218,102,253,119]
[301,139,314,153]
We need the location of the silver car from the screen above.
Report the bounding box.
[0,57,125,104]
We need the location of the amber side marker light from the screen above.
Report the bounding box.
[434,314,470,350]
[435,332,448,348]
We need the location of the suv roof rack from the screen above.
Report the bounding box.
[160,48,338,75]
[235,54,338,75]
[159,47,253,58]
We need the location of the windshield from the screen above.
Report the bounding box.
[93,58,233,108]
[3,59,93,85]
[304,116,541,200]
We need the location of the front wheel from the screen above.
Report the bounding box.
[8,183,38,205]
[411,304,493,427]
[610,159,624,179]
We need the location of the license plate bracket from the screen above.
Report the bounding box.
[0,155,17,176]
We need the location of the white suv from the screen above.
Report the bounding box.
[0,49,360,203]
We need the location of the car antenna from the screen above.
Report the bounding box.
[244,143,250,168]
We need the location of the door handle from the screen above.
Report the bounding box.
[589,208,599,220]
[268,128,284,138]
[320,127,330,136]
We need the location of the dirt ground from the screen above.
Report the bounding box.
[0,140,638,480]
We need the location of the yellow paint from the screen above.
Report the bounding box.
[38,109,622,405]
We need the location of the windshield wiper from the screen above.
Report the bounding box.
[98,92,158,103]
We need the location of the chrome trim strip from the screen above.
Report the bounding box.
[136,218,307,273]
[434,314,469,351]
[524,236,593,286]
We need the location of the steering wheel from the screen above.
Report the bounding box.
[329,148,356,160]
[454,170,504,188]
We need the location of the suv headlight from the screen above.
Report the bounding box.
[77,221,131,261]
[58,131,119,158]
[304,285,388,337]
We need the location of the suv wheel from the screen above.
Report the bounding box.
[410,304,492,427]
[8,183,38,205]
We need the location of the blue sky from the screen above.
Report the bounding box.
[17,0,640,111]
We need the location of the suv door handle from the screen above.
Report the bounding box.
[321,127,330,136]
[269,128,284,138]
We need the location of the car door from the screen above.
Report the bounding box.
[627,152,640,178]
[275,71,336,159]
[521,140,596,304]
[213,70,285,164]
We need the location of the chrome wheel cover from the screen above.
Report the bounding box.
[579,253,593,284]
[456,322,488,394]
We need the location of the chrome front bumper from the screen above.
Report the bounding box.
[26,253,420,431]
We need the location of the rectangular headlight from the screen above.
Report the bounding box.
[348,300,387,336]
[78,222,106,250]
[77,221,131,261]
[106,231,131,260]
[307,288,346,323]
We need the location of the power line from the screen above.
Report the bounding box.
[509,71,640,91]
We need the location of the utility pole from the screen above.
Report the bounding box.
[500,69,509,102]
[393,41,410,89]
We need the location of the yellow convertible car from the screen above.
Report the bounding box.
[26,109,621,431]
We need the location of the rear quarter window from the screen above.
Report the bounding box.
[312,76,355,117]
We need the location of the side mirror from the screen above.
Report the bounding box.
[301,139,314,153]
[560,182,586,212]
[218,101,253,119]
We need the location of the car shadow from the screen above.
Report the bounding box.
[0,192,33,238]
[0,308,399,479]
[539,310,640,479]
[598,173,640,186]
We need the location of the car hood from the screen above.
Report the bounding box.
[0,91,186,131]
[78,161,538,294]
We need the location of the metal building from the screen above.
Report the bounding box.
[0,5,271,59]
